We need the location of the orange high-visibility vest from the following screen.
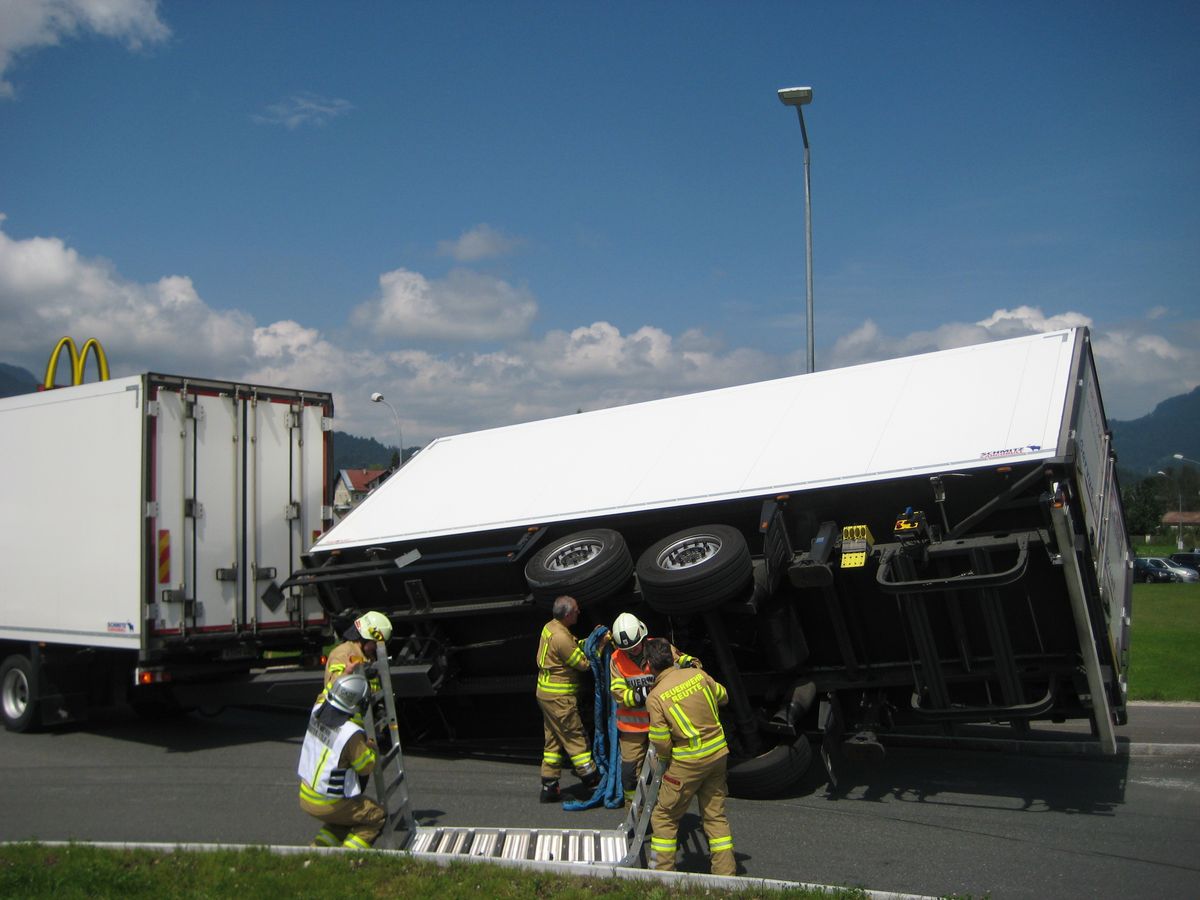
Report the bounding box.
[611,648,656,732]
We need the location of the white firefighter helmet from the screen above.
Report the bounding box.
[354,610,392,643]
[327,671,369,714]
[612,613,648,650]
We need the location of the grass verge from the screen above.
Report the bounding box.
[1128,582,1200,701]
[0,845,870,900]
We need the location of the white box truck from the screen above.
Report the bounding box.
[288,327,1131,796]
[0,373,334,731]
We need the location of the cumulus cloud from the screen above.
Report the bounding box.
[352,267,538,341]
[0,0,169,98]
[252,93,354,130]
[1,214,1195,447]
[0,214,254,377]
[825,305,1094,370]
[437,224,525,262]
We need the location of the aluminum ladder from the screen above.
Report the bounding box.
[364,641,662,865]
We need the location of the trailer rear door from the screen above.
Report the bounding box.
[149,378,330,637]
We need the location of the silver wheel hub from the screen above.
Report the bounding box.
[545,538,604,573]
[2,668,29,721]
[657,535,722,571]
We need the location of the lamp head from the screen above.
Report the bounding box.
[778,86,813,107]
[1174,453,1185,460]
[370,392,384,403]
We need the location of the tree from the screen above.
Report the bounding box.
[1122,476,1167,537]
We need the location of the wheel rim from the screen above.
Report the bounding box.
[2,668,29,721]
[656,534,722,571]
[544,538,605,573]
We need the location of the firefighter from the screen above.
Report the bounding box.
[609,612,701,803]
[644,637,736,876]
[535,594,600,802]
[316,610,392,706]
[297,671,386,850]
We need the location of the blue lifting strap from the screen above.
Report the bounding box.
[563,624,624,810]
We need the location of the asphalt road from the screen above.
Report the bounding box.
[1,703,1198,898]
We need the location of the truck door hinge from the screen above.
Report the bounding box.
[321,417,333,432]
[184,499,204,519]
[146,401,160,418]
[285,502,301,520]
[145,501,160,518]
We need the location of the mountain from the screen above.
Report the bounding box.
[1109,386,1200,478]
[0,363,38,398]
[332,431,406,471]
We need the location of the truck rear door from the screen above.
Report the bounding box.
[149,377,331,639]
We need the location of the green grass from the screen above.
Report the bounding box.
[0,845,870,899]
[1128,581,1200,701]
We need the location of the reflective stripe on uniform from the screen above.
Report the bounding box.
[300,781,339,806]
[569,750,594,767]
[343,833,372,850]
[312,827,338,847]
[708,835,734,852]
[349,745,376,772]
[650,836,677,853]
[537,672,580,694]
[670,732,728,760]
[543,751,567,765]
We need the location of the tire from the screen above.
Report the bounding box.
[726,736,814,799]
[525,528,634,607]
[637,524,752,615]
[1,654,38,733]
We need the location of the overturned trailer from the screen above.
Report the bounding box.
[288,328,1131,795]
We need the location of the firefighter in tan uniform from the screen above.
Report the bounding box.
[315,611,392,707]
[297,671,385,849]
[609,612,701,803]
[535,595,600,802]
[644,638,736,876]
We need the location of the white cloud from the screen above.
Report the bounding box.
[352,267,538,341]
[437,224,525,262]
[1,215,1195,449]
[252,93,353,130]
[0,215,254,378]
[0,0,169,98]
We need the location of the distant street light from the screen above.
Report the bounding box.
[1157,469,1184,551]
[778,85,815,374]
[1173,453,1200,466]
[370,392,404,467]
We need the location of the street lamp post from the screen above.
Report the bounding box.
[1173,453,1200,549]
[370,392,404,468]
[1157,469,1184,551]
[777,85,815,375]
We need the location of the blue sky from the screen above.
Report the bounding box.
[1,1,1197,446]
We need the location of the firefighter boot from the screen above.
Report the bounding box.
[581,768,601,790]
[539,778,561,803]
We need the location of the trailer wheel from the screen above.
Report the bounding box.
[726,736,813,799]
[637,525,752,614]
[0,654,38,733]
[525,528,634,607]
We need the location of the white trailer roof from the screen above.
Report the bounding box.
[316,329,1083,550]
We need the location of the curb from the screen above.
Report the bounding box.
[1,840,937,899]
[885,734,1200,758]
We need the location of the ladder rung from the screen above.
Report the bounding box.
[533,831,563,862]
[469,830,500,857]
[501,830,531,860]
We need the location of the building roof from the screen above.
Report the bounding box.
[1162,511,1200,526]
[340,468,388,492]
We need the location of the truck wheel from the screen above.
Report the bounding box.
[0,654,38,733]
[525,528,634,607]
[637,525,752,614]
[726,736,813,799]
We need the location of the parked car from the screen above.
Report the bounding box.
[1169,552,1200,572]
[1134,556,1199,583]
